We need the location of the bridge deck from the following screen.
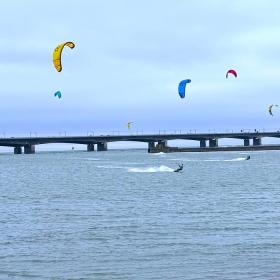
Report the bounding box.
[0,131,280,146]
[1,132,280,154]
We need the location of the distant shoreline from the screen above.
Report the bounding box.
[149,145,280,153]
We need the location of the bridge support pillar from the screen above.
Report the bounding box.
[244,139,250,146]
[148,142,155,153]
[157,140,167,148]
[97,142,107,151]
[209,139,218,148]
[14,146,22,154]
[200,139,206,148]
[253,137,262,146]
[24,144,35,154]
[153,140,168,152]
[87,143,95,152]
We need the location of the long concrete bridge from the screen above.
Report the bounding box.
[1,131,280,154]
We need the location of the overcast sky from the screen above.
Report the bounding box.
[0,0,280,136]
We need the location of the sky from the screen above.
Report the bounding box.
[1,0,280,137]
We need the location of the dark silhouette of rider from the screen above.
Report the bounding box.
[174,163,184,172]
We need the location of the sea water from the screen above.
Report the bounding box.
[1,150,280,279]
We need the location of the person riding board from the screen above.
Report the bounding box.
[174,163,184,172]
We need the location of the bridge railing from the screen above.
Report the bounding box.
[1,128,280,138]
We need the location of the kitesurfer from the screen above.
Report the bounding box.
[245,155,250,160]
[174,163,184,172]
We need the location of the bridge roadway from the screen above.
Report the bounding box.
[1,131,280,154]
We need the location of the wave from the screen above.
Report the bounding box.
[128,165,174,173]
[224,157,247,162]
[70,157,101,161]
[170,157,248,162]
[96,165,125,169]
[123,162,147,165]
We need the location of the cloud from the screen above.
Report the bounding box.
[0,0,280,133]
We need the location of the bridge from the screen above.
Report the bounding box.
[1,131,280,154]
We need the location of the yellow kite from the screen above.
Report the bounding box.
[53,42,75,72]
[127,122,133,129]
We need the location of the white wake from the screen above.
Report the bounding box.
[170,157,248,162]
[128,165,174,173]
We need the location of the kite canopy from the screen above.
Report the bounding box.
[53,42,75,72]
[54,91,62,99]
[127,122,133,129]
[226,69,237,78]
[268,104,278,116]
[178,79,191,98]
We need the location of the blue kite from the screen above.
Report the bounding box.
[54,91,62,99]
[178,79,191,98]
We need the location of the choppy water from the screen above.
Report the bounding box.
[1,150,280,279]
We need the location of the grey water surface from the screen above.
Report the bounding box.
[1,150,280,280]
